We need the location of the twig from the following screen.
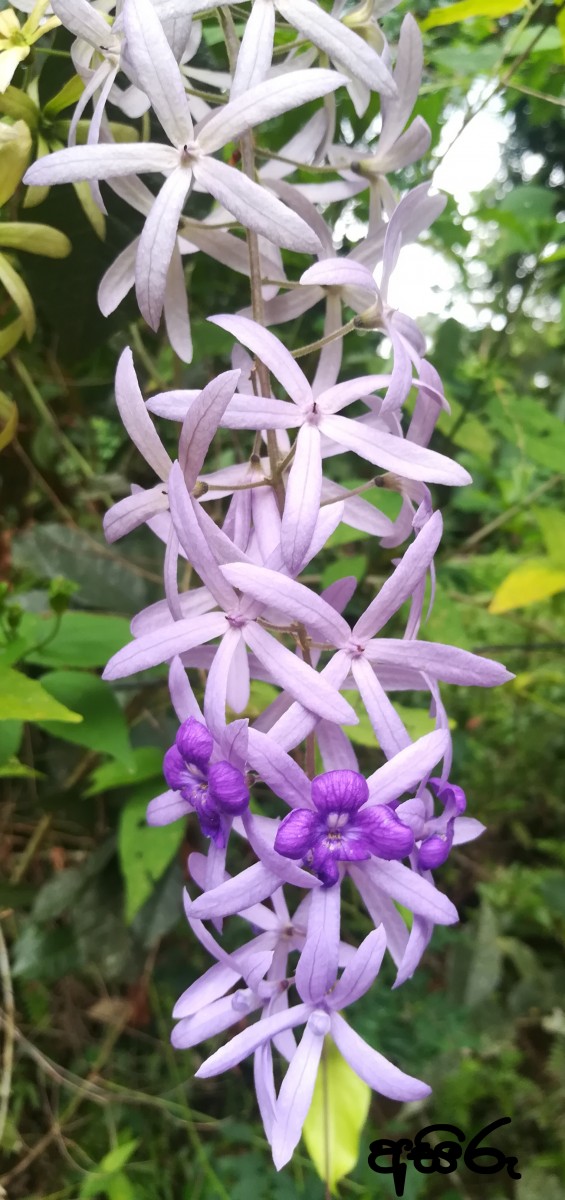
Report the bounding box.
[0,922,15,1146]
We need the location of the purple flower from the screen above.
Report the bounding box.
[274,769,414,886]
[156,715,249,847]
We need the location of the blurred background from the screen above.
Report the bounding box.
[1,0,564,1196]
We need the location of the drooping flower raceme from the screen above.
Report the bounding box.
[31,0,513,1175]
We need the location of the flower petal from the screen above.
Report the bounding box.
[330,1012,431,1101]
[114,347,172,480]
[271,1018,326,1170]
[123,0,193,145]
[136,167,192,330]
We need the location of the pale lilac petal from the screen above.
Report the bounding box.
[198,70,346,156]
[317,722,359,772]
[179,369,240,490]
[186,861,283,920]
[366,641,514,686]
[320,414,472,486]
[136,168,193,330]
[169,655,204,723]
[277,0,396,97]
[168,461,238,610]
[230,0,276,95]
[366,729,449,806]
[195,1002,311,1077]
[349,866,409,967]
[330,1012,431,1101]
[124,0,193,145]
[172,990,262,1049]
[243,812,319,889]
[103,485,169,543]
[379,14,423,154]
[381,184,447,297]
[146,789,191,825]
[331,927,386,1009]
[271,1018,326,1169]
[311,291,344,397]
[452,816,486,845]
[102,611,226,680]
[52,0,113,46]
[362,859,458,924]
[301,258,377,296]
[266,650,351,752]
[393,916,433,988]
[220,564,350,646]
[255,1041,277,1143]
[298,500,344,572]
[226,632,251,713]
[163,242,192,362]
[193,158,321,254]
[353,510,443,642]
[173,961,240,1019]
[113,347,172,480]
[209,314,310,407]
[145,388,200,421]
[131,589,214,637]
[296,884,340,1003]
[23,142,182,187]
[221,394,299,430]
[243,624,357,726]
[268,178,333,256]
[247,728,311,810]
[317,372,390,415]
[351,656,411,759]
[98,239,137,316]
[203,626,243,739]
[281,423,322,575]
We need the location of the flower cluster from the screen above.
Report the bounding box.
[26,0,512,1172]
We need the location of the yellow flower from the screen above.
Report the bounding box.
[0,1,60,94]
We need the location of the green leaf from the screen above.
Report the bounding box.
[0,389,18,450]
[43,74,85,117]
[11,922,80,981]
[38,671,132,764]
[0,719,23,764]
[535,508,565,567]
[99,1140,139,1174]
[85,747,164,797]
[342,693,453,748]
[464,900,502,1007]
[0,665,82,723]
[421,0,526,32]
[0,757,42,778]
[0,222,71,258]
[106,1173,136,1200]
[321,554,367,589]
[118,794,184,923]
[24,611,130,668]
[489,559,565,614]
[32,839,116,922]
[0,118,32,205]
[303,1040,371,1193]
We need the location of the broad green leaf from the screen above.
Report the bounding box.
[0,85,39,127]
[0,222,71,258]
[38,671,132,763]
[535,508,565,567]
[107,1173,136,1200]
[85,747,164,797]
[0,666,82,723]
[0,118,31,205]
[321,554,367,589]
[303,1040,371,1193]
[100,1140,139,1174]
[489,559,565,614]
[0,252,35,338]
[0,390,18,450]
[421,0,526,32]
[24,611,130,668]
[119,794,184,922]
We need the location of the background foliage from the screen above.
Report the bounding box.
[1,0,565,1196]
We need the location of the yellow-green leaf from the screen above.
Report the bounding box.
[0,83,39,127]
[489,559,565,614]
[0,118,31,204]
[44,73,84,116]
[22,132,51,208]
[0,315,25,357]
[0,251,35,337]
[73,178,106,240]
[421,0,526,32]
[303,1040,371,1193]
[0,666,83,723]
[0,222,71,258]
[0,389,17,450]
[535,508,565,567]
